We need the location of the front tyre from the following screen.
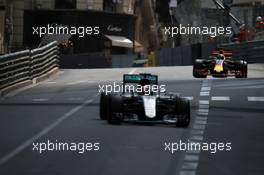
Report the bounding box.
[108,94,123,125]
[99,93,109,120]
[175,98,190,128]
[235,61,247,78]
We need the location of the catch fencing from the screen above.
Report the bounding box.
[155,40,264,66]
[221,40,264,63]
[155,43,217,66]
[0,41,59,90]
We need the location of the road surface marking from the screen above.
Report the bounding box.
[184,155,200,162]
[248,97,264,102]
[68,97,83,101]
[183,96,194,100]
[67,80,94,85]
[202,83,209,87]
[180,80,211,175]
[199,104,209,109]
[211,96,230,101]
[0,96,96,166]
[128,68,137,74]
[197,112,208,116]
[32,98,49,102]
[200,91,210,96]
[186,149,201,154]
[44,81,57,84]
[199,100,209,105]
[198,109,209,113]
[190,130,204,135]
[201,87,211,91]
[182,162,199,170]
[195,120,207,125]
[193,124,206,130]
[190,135,204,141]
[196,116,208,121]
[180,171,196,175]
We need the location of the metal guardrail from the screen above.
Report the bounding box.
[31,42,59,79]
[0,41,59,90]
[221,40,264,63]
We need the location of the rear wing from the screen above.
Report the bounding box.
[123,74,158,85]
[211,48,233,58]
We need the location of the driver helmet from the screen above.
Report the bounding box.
[217,54,225,60]
[256,16,262,22]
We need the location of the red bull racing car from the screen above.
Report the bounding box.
[193,48,248,78]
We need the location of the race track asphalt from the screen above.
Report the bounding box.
[0,65,263,175]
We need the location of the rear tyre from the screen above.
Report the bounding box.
[99,93,109,120]
[235,61,248,78]
[108,94,123,125]
[175,97,190,128]
[242,61,248,78]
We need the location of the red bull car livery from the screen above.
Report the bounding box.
[193,48,248,78]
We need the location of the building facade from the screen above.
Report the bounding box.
[0,0,160,54]
[172,0,264,45]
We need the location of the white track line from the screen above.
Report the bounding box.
[128,68,137,74]
[199,104,209,109]
[32,98,49,102]
[211,96,230,101]
[195,120,207,125]
[182,162,199,170]
[67,80,93,85]
[190,130,204,135]
[44,81,57,84]
[201,87,211,91]
[200,91,210,96]
[190,135,204,141]
[0,97,95,166]
[68,97,83,101]
[248,97,264,102]
[198,109,209,113]
[199,100,209,105]
[184,154,200,162]
[183,96,194,101]
[193,124,206,130]
[179,171,196,175]
[180,80,211,175]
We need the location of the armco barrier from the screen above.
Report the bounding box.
[155,40,264,66]
[0,41,59,93]
[31,42,59,78]
[155,43,218,66]
[0,50,31,90]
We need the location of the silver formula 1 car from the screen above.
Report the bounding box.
[193,48,248,78]
[99,73,190,127]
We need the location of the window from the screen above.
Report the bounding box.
[103,0,121,12]
[55,0,76,9]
